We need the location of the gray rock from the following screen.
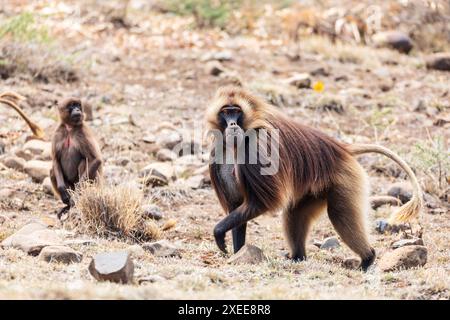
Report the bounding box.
[205,60,225,76]
[391,238,424,249]
[174,140,201,157]
[375,219,409,234]
[140,162,174,187]
[42,177,54,195]
[23,139,51,156]
[38,245,83,264]
[15,149,33,161]
[387,183,412,204]
[127,244,146,258]
[142,240,181,258]
[213,51,233,61]
[287,73,312,89]
[142,134,156,144]
[342,258,360,269]
[24,160,51,183]
[379,245,427,272]
[185,175,205,189]
[115,156,130,167]
[1,222,63,255]
[0,140,5,155]
[227,244,266,265]
[155,130,182,149]
[88,251,134,284]
[425,52,450,71]
[156,148,177,162]
[142,204,164,220]
[2,156,26,171]
[0,188,14,200]
[320,237,340,250]
[375,219,390,233]
[312,239,322,248]
[373,31,413,54]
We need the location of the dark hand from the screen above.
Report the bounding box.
[214,225,227,254]
[58,187,71,205]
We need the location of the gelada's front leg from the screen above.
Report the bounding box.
[232,222,247,253]
[214,211,244,254]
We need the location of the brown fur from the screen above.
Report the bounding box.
[207,86,422,270]
[50,98,102,218]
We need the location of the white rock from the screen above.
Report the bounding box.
[2,156,26,171]
[227,245,266,265]
[88,251,134,284]
[24,160,51,183]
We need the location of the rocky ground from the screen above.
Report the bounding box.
[0,0,449,299]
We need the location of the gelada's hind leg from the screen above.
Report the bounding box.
[327,160,376,271]
[283,196,326,261]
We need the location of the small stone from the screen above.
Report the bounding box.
[42,177,54,195]
[156,148,177,162]
[391,238,424,249]
[185,175,205,189]
[142,240,181,258]
[205,60,225,76]
[1,222,63,255]
[343,258,360,269]
[312,239,322,248]
[375,219,390,233]
[15,149,33,161]
[0,140,5,155]
[88,251,134,284]
[115,156,130,167]
[2,156,26,171]
[320,237,340,250]
[140,162,174,187]
[213,51,233,61]
[174,140,201,157]
[142,204,164,220]
[0,214,7,224]
[127,244,146,258]
[370,195,401,209]
[24,160,51,183]
[373,31,413,54]
[227,244,266,265]
[425,52,450,71]
[0,188,14,200]
[138,275,165,284]
[387,183,412,204]
[142,134,156,144]
[287,73,312,89]
[38,245,82,264]
[379,245,427,272]
[156,130,182,149]
[23,139,51,156]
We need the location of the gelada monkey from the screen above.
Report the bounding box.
[50,98,102,218]
[206,86,422,271]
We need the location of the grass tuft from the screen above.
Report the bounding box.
[67,181,162,243]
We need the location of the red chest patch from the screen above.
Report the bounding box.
[64,124,73,148]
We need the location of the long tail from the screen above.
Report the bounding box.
[0,92,45,139]
[349,143,423,223]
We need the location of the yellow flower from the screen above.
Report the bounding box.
[313,81,324,92]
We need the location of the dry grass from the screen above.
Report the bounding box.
[67,181,162,243]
